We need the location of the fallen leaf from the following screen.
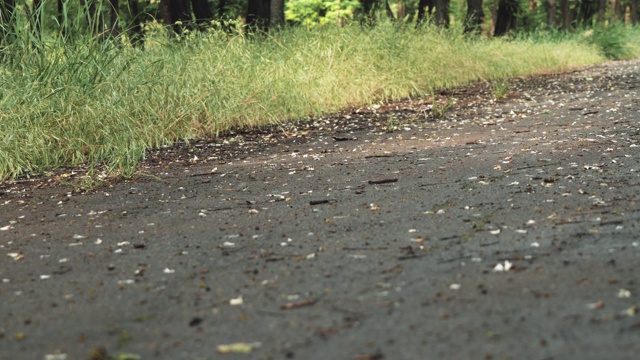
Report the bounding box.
[586,300,605,310]
[622,305,638,317]
[493,260,512,272]
[216,342,261,354]
[44,353,68,360]
[617,289,631,298]
[230,296,243,306]
[114,353,141,360]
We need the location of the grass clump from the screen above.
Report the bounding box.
[585,23,631,60]
[0,22,631,182]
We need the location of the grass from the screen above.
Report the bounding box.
[1,22,639,182]
[491,81,509,99]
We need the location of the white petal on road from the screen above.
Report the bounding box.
[230,296,244,306]
[618,289,631,298]
[493,260,513,272]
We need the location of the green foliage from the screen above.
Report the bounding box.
[585,23,630,60]
[285,0,360,27]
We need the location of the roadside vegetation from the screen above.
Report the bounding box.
[1,0,639,183]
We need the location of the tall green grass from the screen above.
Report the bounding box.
[1,23,637,182]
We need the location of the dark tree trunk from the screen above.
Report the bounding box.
[464,0,483,33]
[174,0,192,27]
[191,0,213,26]
[217,0,226,17]
[417,0,435,24]
[631,0,639,24]
[160,0,192,34]
[270,0,284,28]
[245,0,284,31]
[597,0,607,21]
[577,0,598,25]
[247,0,270,31]
[359,0,378,26]
[127,0,145,45]
[560,0,571,29]
[546,0,556,28]
[434,0,450,26]
[494,0,518,36]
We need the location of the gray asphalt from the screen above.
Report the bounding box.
[1,59,640,360]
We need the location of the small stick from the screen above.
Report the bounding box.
[310,199,331,205]
[280,299,318,310]
[368,178,398,185]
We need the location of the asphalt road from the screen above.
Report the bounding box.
[2,59,640,360]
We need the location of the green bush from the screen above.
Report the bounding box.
[285,0,360,27]
[585,23,630,60]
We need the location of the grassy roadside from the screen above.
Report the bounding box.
[1,24,639,182]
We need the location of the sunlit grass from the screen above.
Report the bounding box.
[1,22,637,181]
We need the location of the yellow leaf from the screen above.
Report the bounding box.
[217,342,262,354]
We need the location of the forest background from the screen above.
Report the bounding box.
[1,0,639,184]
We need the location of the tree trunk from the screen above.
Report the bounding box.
[247,0,270,31]
[560,0,571,29]
[494,0,517,36]
[417,0,435,24]
[546,0,556,28]
[270,0,284,28]
[359,0,378,26]
[127,0,145,45]
[397,1,406,20]
[577,0,597,25]
[597,0,606,21]
[191,0,213,26]
[435,0,450,27]
[612,0,623,20]
[159,0,172,27]
[464,0,483,33]
[217,0,226,17]
[631,0,639,24]
[159,0,192,34]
